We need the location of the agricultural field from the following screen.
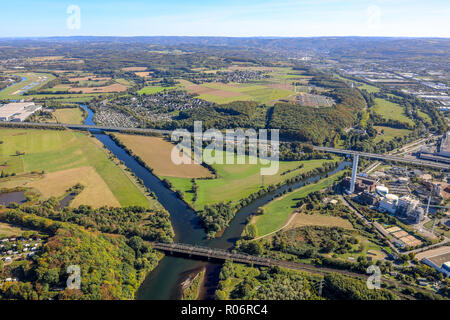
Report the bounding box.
[138,86,177,95]
[178,67,306,105]
[166,155,336,210]
[251,172,346,237]
[113,134,213,178]
[373,126,412,143]
[0,128,150,208]
[112,133,337,209]
[68,83,128,93]
[372,98,415,126]
[52,107,85,124]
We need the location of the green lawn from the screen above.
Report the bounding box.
[53,107,85,124]
[417,110,432,123]
[358,83,380,93]
[164,152,336,210]
[373,126,412,143]
[0,129,149,207]
[138,86,177,95]
[372,98,414,126]
[253,172,345,237]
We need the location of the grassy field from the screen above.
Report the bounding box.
[113,134,213,178]
[111,133,337,209]
[0,129,149,208]
[53,107,85,124]
[0,72,56,99]
[372,98,414,126]
[0,222,29,238]
[137,85,177,95]
[424,219,450,237]
[252,172,346,237]
[357,83,380,93]
[373,126,412,143]
[165,155,336,210]
[179,67,301,105]
[417,110,432,123]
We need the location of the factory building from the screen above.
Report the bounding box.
[0,102,41,122]
[397,196,425,224]
[378,194,399,214]
[378,194,424,224]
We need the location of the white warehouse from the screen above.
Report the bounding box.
[0,102,42,122]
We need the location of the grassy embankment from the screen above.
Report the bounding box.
[252,172,346,237]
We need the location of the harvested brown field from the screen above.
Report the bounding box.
[268,82,294,91]
[24,166,120,208]
[30,56,64,61]
[287,213,354,230]
[68,83,127,93]
[0,222,29,237]
[135,72,151,77]
[114,134,213,178]
[68,76,112,82]
[122,67,147,71]
[186,83,243,98]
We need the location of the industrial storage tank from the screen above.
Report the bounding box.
[376,185,389,196]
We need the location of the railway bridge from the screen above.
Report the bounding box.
[150,242,368,279]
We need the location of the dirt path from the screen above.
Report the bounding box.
[251,211,299,241]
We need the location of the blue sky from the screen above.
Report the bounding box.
[0,0,449,37]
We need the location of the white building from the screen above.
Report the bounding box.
[0,102,41,122]
[378,194,398,214]
[423,252,450,277]
[439,132,450,158]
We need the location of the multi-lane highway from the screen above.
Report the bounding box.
[314,146,450,170]
[2,121,449,170]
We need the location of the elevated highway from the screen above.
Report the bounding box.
[314,146,450,170]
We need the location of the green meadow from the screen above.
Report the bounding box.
[253,172,345,237]
[373,126,412,143]
[180,67,301,105]
[372,98,414,126]
[138,86,177,95]
[0,128,149,207]
[164,151,336,210]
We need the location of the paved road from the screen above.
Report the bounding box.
[314,146,450,170]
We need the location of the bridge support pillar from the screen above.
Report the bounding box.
[350,154,359,194]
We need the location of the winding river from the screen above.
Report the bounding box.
[79,104,349,300]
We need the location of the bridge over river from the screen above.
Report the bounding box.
[151,242,369,279]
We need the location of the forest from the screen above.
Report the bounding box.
[0,209,167,300]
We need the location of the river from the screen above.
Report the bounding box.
[79,104,349,300]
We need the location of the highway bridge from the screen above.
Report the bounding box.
[0,121,173,135]
[2,121,448,171]
[314,146,450,170]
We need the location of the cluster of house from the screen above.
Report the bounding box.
[1,236,42,264]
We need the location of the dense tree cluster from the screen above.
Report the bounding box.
[0,210,164,300]
[19,198,174,243]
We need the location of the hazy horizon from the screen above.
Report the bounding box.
[1,0,449,38]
